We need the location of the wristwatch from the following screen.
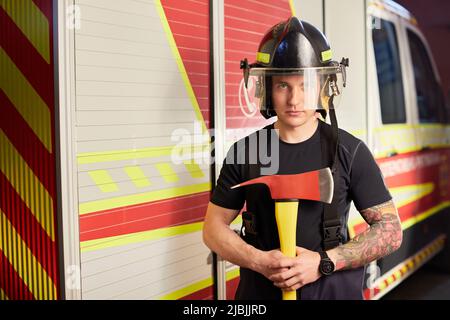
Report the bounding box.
[318,250,335,276]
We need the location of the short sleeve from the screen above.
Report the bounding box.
[349,141,392,211]
[210,145,246,210]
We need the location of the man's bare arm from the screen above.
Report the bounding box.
[327,200,403,270]
[203,202,258,269]
[203,202,288,278]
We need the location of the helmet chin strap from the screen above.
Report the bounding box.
[327,95,339,173]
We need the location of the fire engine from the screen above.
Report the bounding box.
[0,0,448,300]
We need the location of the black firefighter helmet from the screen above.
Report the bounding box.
[240,17,348,119]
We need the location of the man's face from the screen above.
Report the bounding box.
[271,74,319,128]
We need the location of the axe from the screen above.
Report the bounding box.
[232,168,334,300]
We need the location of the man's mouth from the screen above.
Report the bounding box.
[286,111,304,116]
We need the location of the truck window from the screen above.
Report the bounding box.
[372,18,406,124]
[407,29,448,124]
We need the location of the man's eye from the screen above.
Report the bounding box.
[277,83,288,89]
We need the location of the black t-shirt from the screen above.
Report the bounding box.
[210,120,392,299]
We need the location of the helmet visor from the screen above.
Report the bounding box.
[243,66,345,113]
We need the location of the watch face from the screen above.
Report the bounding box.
[321,260,334,275]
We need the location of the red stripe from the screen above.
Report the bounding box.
[225,3,290,21]
[226,107,252,118]
[1,0,59,300]
[352,149,448,235]
[180,277,239,300]
[197,98,209,111]
[0,8,54,107]
[363,288,371,300]
[225,51,257,65]
[183,73,208,87]
[226,277,239,300]
[171,35,210,56]
[180,285,213,300]
[225,0,290,18]
[225,60,249,74]
[0,173,57,285]
[224,0,290,130]
[162,0,208,15]
[226,75,245,84]
[353,191,441,235]
[162,7,208,26]
[225,17,278,35]
[227,39,256,55]
[225,28,264,44]
[178,48,209,63]
[183,61,209,75]
[0,251,35,300]
[166,21,208,38]
[161,0,210,128]
[79,192,210,242]
[0,92,54,194]
[31,0,53,21]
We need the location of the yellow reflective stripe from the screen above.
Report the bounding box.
[373,124,450,158]
[391,183,434,208]
[0,288,8,300]
[374,124,412,131]
[256,52,270,64]
[0,129,54,241]
[226,267,240,281]
[348,183,435,237]
[400,265,408,274]
[349,129,366,139]
[81,215,243,253]
[348,197,448,239]
[375,146,421,159]
[0,0,50,63]
[88,170,118,193]
[124,166,151,188]
[155,163,179,183]
[0,210,57,299]
[288,0,296,16]
[386,275,395,285]
[374,235,445,297]
[79,181,211,215]
[77,144,208,164]
[81,221,203,253]
[321,49,332,62]
[157,268,240,300]
[158,276,212,300]
[402,201,450,230]
[154,0,208,135]
[0,49,52,152]
[415,124,446,129]
[184,161,204,178]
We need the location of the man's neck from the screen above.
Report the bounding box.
[274,118,319,144]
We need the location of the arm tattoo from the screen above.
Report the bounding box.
[333,200,403,270]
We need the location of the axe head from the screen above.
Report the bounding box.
[231,168,334,203]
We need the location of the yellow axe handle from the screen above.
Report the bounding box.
[275,201,299,300]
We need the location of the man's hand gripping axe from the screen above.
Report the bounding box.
[232,168,334,300]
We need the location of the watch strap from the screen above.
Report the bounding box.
[318,250,329,261]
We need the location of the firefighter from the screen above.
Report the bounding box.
[203,17,402,299]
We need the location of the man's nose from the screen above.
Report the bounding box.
[288,86,303,108]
